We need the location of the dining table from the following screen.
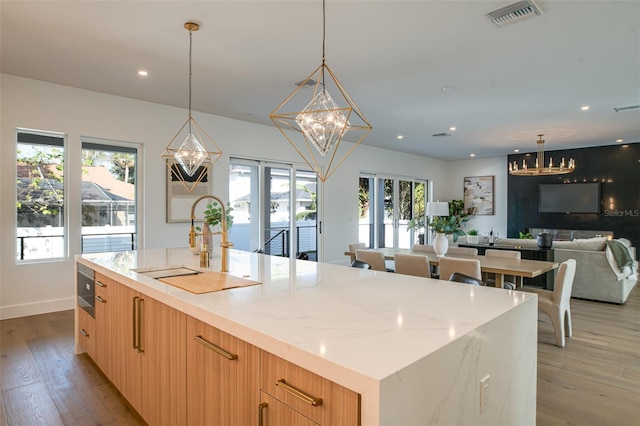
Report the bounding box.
[344,247,559,289]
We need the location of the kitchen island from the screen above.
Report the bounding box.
[75,247,538,425]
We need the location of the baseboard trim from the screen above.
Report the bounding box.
[0,297,75,320]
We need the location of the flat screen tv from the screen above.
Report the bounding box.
[539,183,601,213]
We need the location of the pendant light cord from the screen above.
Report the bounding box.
[321,0,326,89]
[188,27,193,134]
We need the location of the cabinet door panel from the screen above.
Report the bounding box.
[141,297,186,425]
[186,317,259,425]
[77,306,95,360]
[94,273,113,379]
[260,392,319,426]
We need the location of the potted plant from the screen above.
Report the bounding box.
[427,199,469,256]
[467,229,480,244]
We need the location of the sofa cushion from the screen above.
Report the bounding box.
[572,237,607,251]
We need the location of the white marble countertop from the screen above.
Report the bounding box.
[78,247,535,420]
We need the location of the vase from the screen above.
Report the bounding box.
[433,233,449,257]
[537,233,553,249]
[467,235,479,244]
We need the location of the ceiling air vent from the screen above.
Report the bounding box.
[432,133,451,137]
[613,104,640,112]
[486,0,542,28]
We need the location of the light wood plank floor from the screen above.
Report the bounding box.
[1,287,639,425]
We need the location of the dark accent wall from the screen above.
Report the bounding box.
[507,143,640,248]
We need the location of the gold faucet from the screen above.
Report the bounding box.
[189,195,233,272]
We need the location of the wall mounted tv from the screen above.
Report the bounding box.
[539,183,601,213]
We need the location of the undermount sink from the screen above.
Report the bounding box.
[133,266,201,280]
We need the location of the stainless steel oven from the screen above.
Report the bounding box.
[77,263,95,318]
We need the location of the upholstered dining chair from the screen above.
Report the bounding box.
[348,242,366,264]
[519,259,577,347]
[355,249,391,272]
[446,246,479,256]
[438,257,482,282]
[394,253,431,278]
[485,249,521,289]
[449,272,484,286]
[412,244,436,253]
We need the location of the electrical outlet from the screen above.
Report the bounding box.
[480,374,490,414]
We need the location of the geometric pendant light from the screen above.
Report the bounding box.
[269,0,372,182]
[161,22,222,192]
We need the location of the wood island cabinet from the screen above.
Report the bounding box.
[186,317,260,425]
[79,264,361,425]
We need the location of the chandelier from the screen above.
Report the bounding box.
[509,135,575,176]
[161,22,222,192]
[269,0,372,182]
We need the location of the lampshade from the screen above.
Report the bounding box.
[161,22,222,192]
[426,201,449,217]
[509,134,575,176]
[269,0,371,182]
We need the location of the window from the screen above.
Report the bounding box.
[81,140,139,253]
[16,130,66,261]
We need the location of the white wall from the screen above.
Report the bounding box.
[1,74,469,318]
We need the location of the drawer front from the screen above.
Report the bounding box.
[260,351,360,425]
[77,306,96,359]
[259,391,319,426]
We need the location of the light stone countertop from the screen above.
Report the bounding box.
[78,247,536,423]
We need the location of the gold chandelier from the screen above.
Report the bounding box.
[161,22,222,192]
[269,0,372,182]
[509,135,575,176]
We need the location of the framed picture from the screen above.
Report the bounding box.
[464,175,494,215]
[166,164,212,223]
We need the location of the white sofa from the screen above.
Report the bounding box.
[451,235,638,304]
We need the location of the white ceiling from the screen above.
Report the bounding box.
[2,0,639,160]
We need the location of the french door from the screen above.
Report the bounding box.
[359,174,427,249]
[229,158,319,261]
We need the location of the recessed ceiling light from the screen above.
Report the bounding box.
[581,105,590,111]
[622,144,629,148]
[616,139,624,143]
[514,149,520,153]
[470,153,475,157]
[449,126,456,131]
[442,85,456,91]
[397,135,404,140]
[138,70,148,77]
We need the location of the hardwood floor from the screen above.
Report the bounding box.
[1,287,638,425]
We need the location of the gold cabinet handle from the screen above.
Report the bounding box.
[95,295,106,303]
[95,280,106,287]
[193,335,238,360]
[137,298,144,353]
[258,402,268,426]
[276,379,323,407]
[132,296,139,349]
[79,329,88,337]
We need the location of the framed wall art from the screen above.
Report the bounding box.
[464,175,494,215]
[166,164,212,223]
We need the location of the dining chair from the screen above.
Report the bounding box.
[438,257,481,282]
[446,247,479,256]
[449,272,484,286]
[350,260,370,269]
[518,259,577,347]
[355,249,391,272]
[412,244,436,253]
[485,249,521,289]
[394,253,431,278]
[348,242,366,264]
